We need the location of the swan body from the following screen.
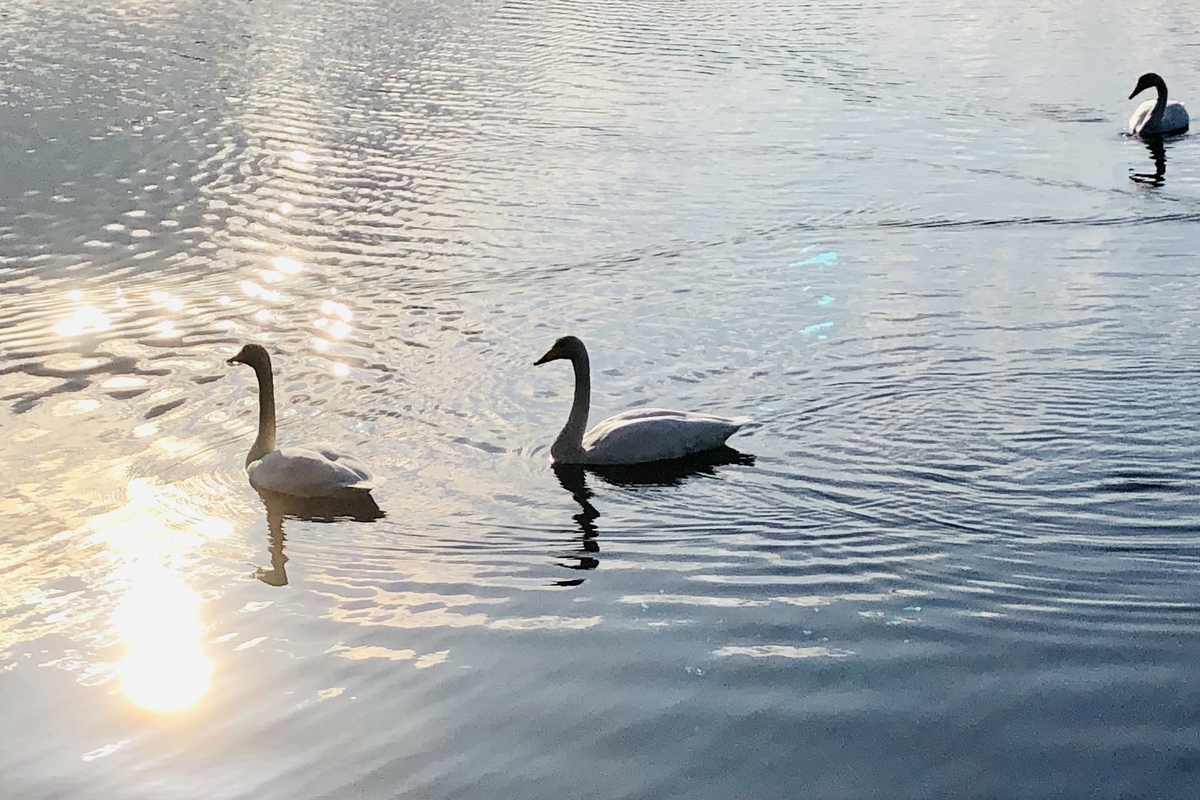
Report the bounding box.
[1129,72,1189,137]
[534,335,750,465]
[247,445,375,498]
[227,344,378,499]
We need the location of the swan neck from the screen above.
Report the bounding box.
[1151,81,1168,122]
[248,360,277,465]
[554,351,591,459]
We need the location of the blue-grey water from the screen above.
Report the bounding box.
[4,0,1200,797]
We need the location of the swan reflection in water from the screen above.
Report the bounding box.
[255,489,384,587]
[550,446,755,587]
[1130,135,1167,187]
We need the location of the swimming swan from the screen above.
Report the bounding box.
[1129,72,1189,137]
[534,335,750,465]
[227,344,378,499]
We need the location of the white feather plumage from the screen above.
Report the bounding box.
[535,336,750,466]
[1128,72,1189,137]
[228,344,378,499]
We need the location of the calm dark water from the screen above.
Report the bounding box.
[4,0,1200,797]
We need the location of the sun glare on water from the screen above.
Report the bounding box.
[114,564,213,713]
[89,478,227,713]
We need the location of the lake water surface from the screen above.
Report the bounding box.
[4,0,1200,797]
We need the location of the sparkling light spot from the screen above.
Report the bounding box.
[102,377,146,390]
[239,281,280,302]
[320,300,352,321]
[712,645,854,659]
[81,740,131,762]
[272,256,302,274]
[789,251,838,268]
[415,650,450,669]
[54,306,111,337]
[326,644,415,662]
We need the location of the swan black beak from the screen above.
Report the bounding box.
[534,346,560,366]
[226,355,242,365]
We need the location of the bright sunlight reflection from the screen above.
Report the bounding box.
[115,563,213,713]
[54,305,111,337]
[94,478,227,713]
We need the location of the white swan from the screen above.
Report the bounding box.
[534,335,750,465]
[227,344,378,499]
[1129,72,1189,137]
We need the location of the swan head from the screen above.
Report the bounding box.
[534,335,587,366]
[1130,72,1166,99]
[227,343,272,370]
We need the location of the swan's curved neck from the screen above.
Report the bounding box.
[247,360,277,465]
[552,350,591,460]
[1150,80,1168,125]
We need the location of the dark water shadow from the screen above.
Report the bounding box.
[550,464,601,586]
[575,446,756,487]
[1130,135,1167,187]
[549,447,755,587]
[1099,470,1187,494]
[254,490,385,587]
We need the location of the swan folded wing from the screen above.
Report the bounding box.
[582,408,749,464]
[306,443,379,481]
[1130,99,1156,134]
[247,445,377,498]
[1163,102,1189,134]
[1131,100,1190,135]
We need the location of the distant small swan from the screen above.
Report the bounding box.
[1128,72,1189,137]
[227,344,378,499]
[534,335,750,465]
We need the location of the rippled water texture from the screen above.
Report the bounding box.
[4,0,1200,797]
